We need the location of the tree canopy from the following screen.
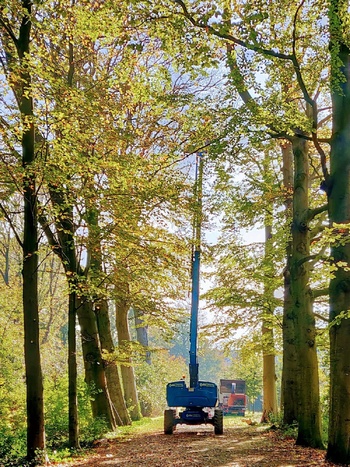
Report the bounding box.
[1,0,350,465]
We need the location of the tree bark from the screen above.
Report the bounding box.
[327,2,350,462]
[86,206,131,426]
[46,194,81,449]
[134,308,151,365]
[261,223,277,423]
[0,228,10,285]
[281,141,299,424]
[22,138,45,461]
[290,137,323,448]
[95,297,131,426]
[42,191,118,438]
[62,34,81,451]
[116,296,142,421]
[68,289,80,448]
[77,298,117,430]
[17,2,46,461]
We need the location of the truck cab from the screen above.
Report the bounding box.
[219,379,248,416]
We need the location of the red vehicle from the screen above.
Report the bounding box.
[219,379,248,416]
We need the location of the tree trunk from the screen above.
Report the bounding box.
[261,223,277,423]
[86,206,131,426]
[47,197,81,449]
[290,137,323,448]
[327,3,350,462]
[18,2,46,461]
[95,297,131,426]
[281,141,299,424]
[42,195,118,437]
[23,161,45,462]
[116,298,142,421]
[0,228,10,285]
[62,36,81,451]
[68,289,80,448]
[134,308,151,365]
[77,298,117,430]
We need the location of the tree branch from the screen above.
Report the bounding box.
[0,202,23,248]
[16,0,32,58]
[173,0,331,182]
[37,207,65,263]
[0,15,18,46]
[312,288,329,301]
[307,203,328,221]
[291,0,313,106]
[172,0,293,60]
[318,113,332,128]
[296,254,321,267]
[313,311,328,322]
[290,1,330,182]
[226,43,254,105]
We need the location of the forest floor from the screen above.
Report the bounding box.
[53,417,346,467]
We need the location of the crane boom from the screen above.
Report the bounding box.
[189,152,203,388]
[164,152,223,436]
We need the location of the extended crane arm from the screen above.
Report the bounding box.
[189,152,203,388]
[164,152,222,435]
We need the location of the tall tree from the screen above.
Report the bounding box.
[86,206,131,426]
[280,141,298,424]
[162,0,329,447]
[41,181,118,433]
[0,1,46,462]
[115,291,142,421]
[35,0,203,430]
[326,0,350,462]
[289,135,322,446]
[261,219,278,422]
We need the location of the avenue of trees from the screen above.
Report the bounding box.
[1,0,350,465]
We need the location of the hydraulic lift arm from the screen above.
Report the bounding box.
[189,152,203,389]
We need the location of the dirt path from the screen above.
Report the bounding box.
[54,421,346,467]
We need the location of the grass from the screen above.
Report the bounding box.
[106,416,164,439]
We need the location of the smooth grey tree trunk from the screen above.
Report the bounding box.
[134,308,151,365]
[86,207,131,426]
[261,222,277,422]
[290,137,322,448]
[115,297,142,421]
[281,141,299,424]
[76,298,117,430]
[95,297,131,426]
[327,2,350,462]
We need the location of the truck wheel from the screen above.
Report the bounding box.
[214,409,223,435]
[164,409,174,435]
